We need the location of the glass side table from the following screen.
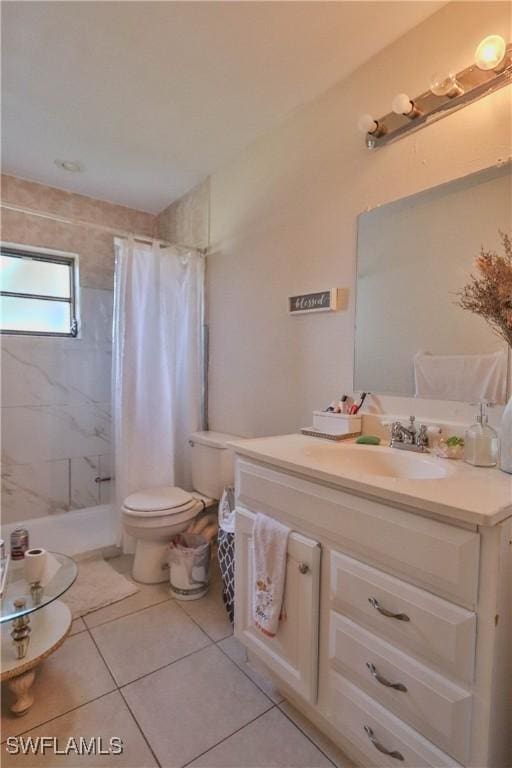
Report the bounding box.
[1,552,78,716]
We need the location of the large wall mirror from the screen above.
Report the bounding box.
[354,163,511,403]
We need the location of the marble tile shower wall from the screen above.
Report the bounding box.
[1,175,157,524]
[1,289,113,523]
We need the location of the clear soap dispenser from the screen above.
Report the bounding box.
[464,402,499,468]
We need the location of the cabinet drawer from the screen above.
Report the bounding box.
[236,459,479,606]
[234,507,321,703]
[330,551,476,683]
[329,672,463,768]
[329,612,472,763]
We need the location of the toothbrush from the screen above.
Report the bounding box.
[349,392,368,415]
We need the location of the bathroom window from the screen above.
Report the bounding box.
[0,246,79,336]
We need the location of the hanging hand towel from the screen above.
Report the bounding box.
[252,512,290,637]
[413,350,507,403]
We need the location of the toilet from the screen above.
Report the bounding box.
[122,431,239,584]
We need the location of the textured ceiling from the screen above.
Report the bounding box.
[2,1,444,212]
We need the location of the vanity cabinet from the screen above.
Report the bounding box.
[233,453,512,768]
[235,458,480,607]
[234,507,321,703]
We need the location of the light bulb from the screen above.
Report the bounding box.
[475,34,506,71]
[392,93,413,115]
[430,72,464,98]
[391,93,421,118]
[357,113,378,134]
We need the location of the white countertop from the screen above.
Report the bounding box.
[229,433,512,528]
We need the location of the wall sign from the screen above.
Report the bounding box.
[288,288,343,315]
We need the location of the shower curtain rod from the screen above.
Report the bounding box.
[0,201,207,254]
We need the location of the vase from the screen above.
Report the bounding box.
[500,396,512,473]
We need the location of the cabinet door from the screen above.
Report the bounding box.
[234,507,321,703]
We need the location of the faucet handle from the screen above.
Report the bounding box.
[417,424,429,447]
[390,421,403,443]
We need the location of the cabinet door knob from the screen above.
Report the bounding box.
[368,596,410,622]
[363,726,404,761]
[366,662,407,692]
[298,562,309,574]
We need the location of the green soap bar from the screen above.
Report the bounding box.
[355,435,381,445]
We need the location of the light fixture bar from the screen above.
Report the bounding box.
[363,42,511,149]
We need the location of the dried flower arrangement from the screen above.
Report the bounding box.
[456,231,512,348]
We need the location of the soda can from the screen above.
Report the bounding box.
[10,528,29,560]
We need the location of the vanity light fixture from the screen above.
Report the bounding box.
[359,35,511,149]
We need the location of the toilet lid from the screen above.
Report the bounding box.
[123,486,195,516]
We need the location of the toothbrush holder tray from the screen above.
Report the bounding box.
[312,411,362,436]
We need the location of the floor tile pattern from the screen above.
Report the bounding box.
[2,555,351,768]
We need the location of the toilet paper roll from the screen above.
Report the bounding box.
[24,548,47,585]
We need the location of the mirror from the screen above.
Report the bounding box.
[354,164,511,403]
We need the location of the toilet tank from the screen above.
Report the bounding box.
[189,431,240,499]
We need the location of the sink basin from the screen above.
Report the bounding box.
[302,444,449,480]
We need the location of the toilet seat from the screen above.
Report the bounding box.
[123,486,195,517]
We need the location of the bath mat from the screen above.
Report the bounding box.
[63,558,139,619]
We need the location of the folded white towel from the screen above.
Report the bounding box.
[252,512,290,637]
[413,350,507,403]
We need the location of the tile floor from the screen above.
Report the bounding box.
[1,555,352,768]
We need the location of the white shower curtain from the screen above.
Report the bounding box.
[112,237,204,544]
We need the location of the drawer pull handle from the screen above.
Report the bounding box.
[363,726,404,761]
[298,562,309,574]
[368,596,410,622]
[366,662,407,692]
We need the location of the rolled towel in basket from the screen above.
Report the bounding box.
[187,514,218,541]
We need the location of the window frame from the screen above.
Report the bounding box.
[0,243,80,338]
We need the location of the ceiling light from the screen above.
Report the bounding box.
[54,159,83,173]
[475,35,506,71]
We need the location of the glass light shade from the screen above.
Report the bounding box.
[391,93,413,116]
[475,35,506,71]
[430,72,463,97]
[357,114,378,134]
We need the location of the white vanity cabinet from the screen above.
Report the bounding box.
[233,450,512,768]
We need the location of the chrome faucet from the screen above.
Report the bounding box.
[390,416,429,453]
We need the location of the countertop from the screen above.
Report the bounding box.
[229,433,512,528]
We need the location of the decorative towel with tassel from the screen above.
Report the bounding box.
[252,512,290,637]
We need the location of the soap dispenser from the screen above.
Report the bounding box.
[464,402,499,468]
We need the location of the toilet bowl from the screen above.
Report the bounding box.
[122,431,240,584]
[122,486,207,583]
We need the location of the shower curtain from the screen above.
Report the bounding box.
[112,237,204,545]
